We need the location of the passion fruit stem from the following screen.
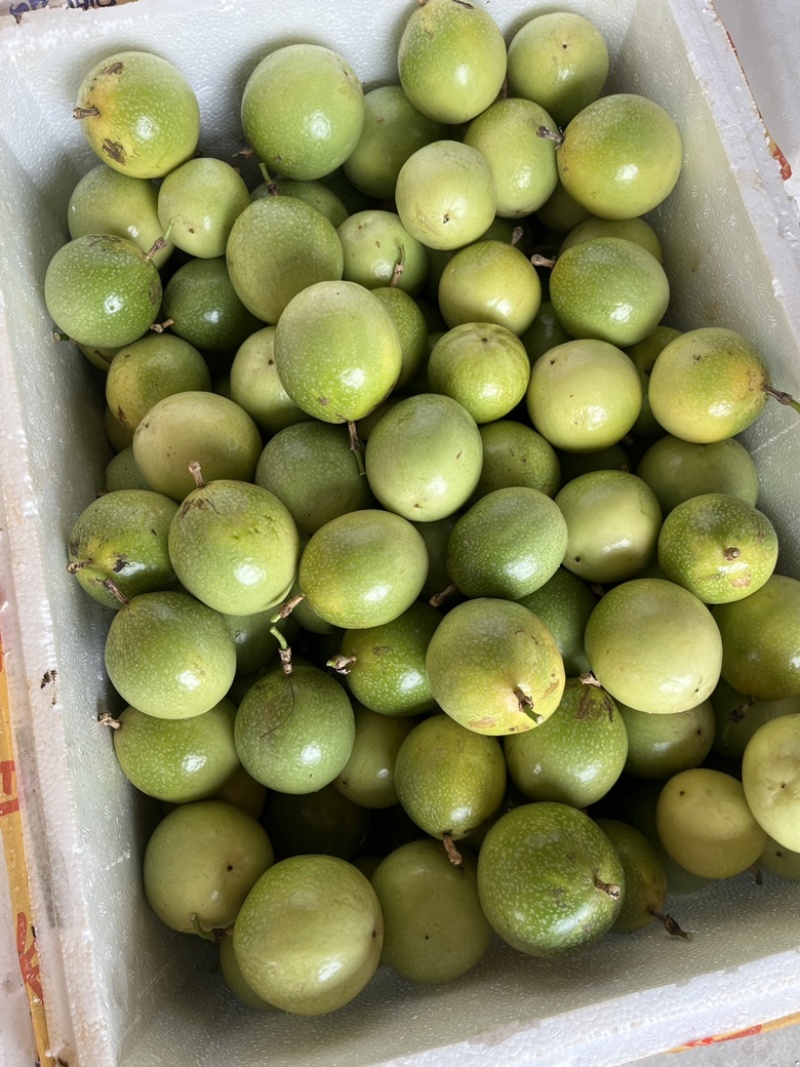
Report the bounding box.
[102,578,128,606]
[723,546,741,560]
[579,672,603,688]
[647,907,693,940]
[537,125,564,145]
[145,224,172,263]
[530,253,556,269]
[762,383,800,416]
[514,687,544,724]
[729,695,757,724]
[97,712,121,730]
[52,331,73,343]
[511,226,524,247]
[150,318,175,334]
[747,863,764,886]
[278,645,293,676]
[442,834,463,866]
[72,106,100,119]
[594,878,622,900]
[347,422,365,473]
[429,583,457,608]
[258,161,280,195]
[190,914,234,942]
[390,245,406,288]
[271,593,305,623]
[187,460,205,490]
[233,146,255,160]
[326,653,356,675]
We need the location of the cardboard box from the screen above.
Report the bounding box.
[1,1,799,1064]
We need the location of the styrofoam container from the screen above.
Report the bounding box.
[1,1,799,1064]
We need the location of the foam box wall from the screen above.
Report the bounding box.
[0,1,799,1064]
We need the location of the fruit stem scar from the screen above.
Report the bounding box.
[429,583,457,608]
[514,687,542,723]
[531,253,556,269]
[729,695,756,723]
[72,106,100,119]
[723,546,741,560]
[271,593,305,623]
[647,907,693,940]
[187,460,206,489]
[97,712,121,730]
[390,245,405,288]
[102,578,128,605]
[537,125,564,145]
[326,654,356,675]
[579,672,602,688]
[594,878,621,900]
[511,226,523,247]
[150,318,175,334]
[442,833,462,866]
[762,382,800,415]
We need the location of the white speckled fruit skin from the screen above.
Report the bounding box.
[2,1,800,1066]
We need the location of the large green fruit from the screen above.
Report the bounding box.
[742,715,800,852]
[477,802,625,956]
[44,235,161,348]
[426,598,565,735]
[241,44,364,180]
[74,50,200,179]
[232,855,383,1015]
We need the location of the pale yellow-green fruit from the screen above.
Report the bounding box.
[241,44,364,181]
[233,855,383,1015]
[157,157,250,259]
[742,715,800,852]
[74,50,200,179]
[656,768,767,879]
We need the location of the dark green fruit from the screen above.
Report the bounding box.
[104,591,237,719]
[45,234,161,348]
[334,704,417,810]
[161,257,262,354]
[595,819,674,935]
[263,784,370,862]
[336,601,440,717]
[67,488,177,609]
[477,801,624,956]
[471,420,560,502]
[620,700,715,779]
[446,486,568,600]
[517,568,597,676]
[504,679,627,807]
[234,665,355,794]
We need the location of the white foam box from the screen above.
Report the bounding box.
[1,0,799,1064]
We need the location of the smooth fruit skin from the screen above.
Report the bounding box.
[437,242,542,337]
[106,334,211,433]
[561,216,663,263]
[274,281,402,425]
[742,715,800,852]
[395,141,497,252]
[104,591,237,719]
[584,579,722,714]
[648,328,768,443]
[157,157,250,259]
[472,420,560,501]
[338,210,428,296]
[143,799,274,933]
[334,704,416,809]
[241,44,365,181]
[655,768,766,879]
[425,598,566,736]
[620,699,715,780]
[67,488,178,609]
[557,93,683,220]
[549,237,670,347]
[595,819,668,933]
[168,479,299,616]
[298,510,428,630]
[636,435,759,515]
[446,487,568,600]
[226,195,344,325]
[394,713,506,840]
[370,840,493,984]
[161,257,262,354]
[365,393,483,522]
[68,163,173,268]
[657,493,778,604]
[526,338,642,452]
[234,665,355,794]
[232,855,383,1016]
[112,699,240,803]
[517,567,597,677]
[507,12,609,129]
[504,679,628,808]
[397,0,507,125]
[74,51,200,179]
[712,575,800,701]
[477,802,624,957]
[44,234,161,348]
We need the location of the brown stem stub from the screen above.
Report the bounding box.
[530,253,557,269]
[579,672,603,688]
[327,653,356,675]
[443,833,463,866]
[390,246,405,288]
[150,318,175,334]
[515,687,543,724]
[537,125,564,145]
[648,907,694,940]
[595,878,622,900]
[723,546,741,560]
[729,695,757,723]
[279,646,293,676]
[97,712,121,730]
[188,460,205,490]
[511,226,524,247]
[273,593,305,621]
[102,578,129,606]
[429,583,457,609]
[73,106,100,119]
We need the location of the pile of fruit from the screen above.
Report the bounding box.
[47,0,800,1020]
